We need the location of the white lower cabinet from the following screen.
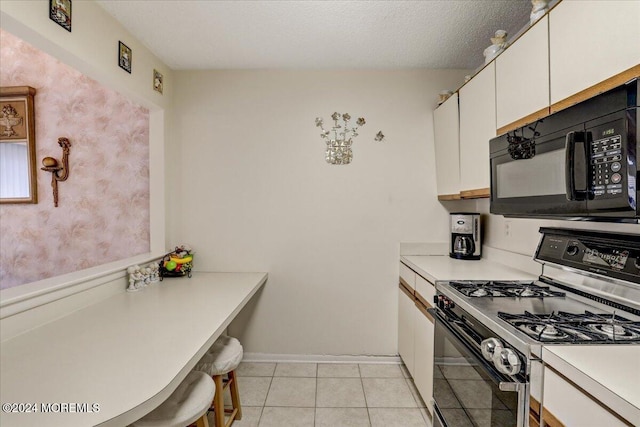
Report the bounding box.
[398,286,415,376]
[413,300,434,414]
[543,366,627,427]
[398,263,436,413]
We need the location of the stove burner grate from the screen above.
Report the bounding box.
[499,311,640,343]
[449,281,566,298]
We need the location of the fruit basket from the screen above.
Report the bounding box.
[159,245,193,279]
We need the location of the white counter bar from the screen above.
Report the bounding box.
[401,255,537,283]
[542,345,640,426]
[0,272,267,427]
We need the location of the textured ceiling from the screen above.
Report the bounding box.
[97,0,532,70]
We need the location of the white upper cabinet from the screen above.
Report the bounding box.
[496,16,550,131]
[459,63,496,192]
[549,0,640,105]
[433,93,460,197]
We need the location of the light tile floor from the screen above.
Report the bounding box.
[206,362,433,427]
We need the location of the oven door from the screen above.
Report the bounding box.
[431,309,529,427]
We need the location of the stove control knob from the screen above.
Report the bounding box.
[481,338,502,362]
[566,245,580,256]
[493,348,521,376]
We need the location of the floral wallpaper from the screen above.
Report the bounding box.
[0,29,150,289]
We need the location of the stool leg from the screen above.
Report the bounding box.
[196,414,210,427]
[228,370,242,421]
[213,375,225,427]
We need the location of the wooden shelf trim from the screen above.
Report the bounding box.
[551,64,640,114]
[438,188,490,201]
[437,193,462,201]
[460,188,490,199]
[414,299,434,323]
[399,280,415,298]
[497,106,551,136]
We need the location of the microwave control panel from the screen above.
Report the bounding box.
[590,133,623,198]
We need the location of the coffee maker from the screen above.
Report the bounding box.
[449,213,481,260]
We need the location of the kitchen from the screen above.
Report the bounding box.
[0,1,639,426]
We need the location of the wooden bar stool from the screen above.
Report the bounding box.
[131,370,215,427]
[194,335,243,427]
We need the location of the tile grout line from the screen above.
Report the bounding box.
[358,363,374,427]
[314,363,318,427]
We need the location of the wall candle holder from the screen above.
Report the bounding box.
[41,137,71,207]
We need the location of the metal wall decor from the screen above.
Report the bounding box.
[49,0,72,32]
[507,120,541,160]
[41,137,71,207]
[315,112,366,165]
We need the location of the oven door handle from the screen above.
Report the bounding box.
[499,381,525,392]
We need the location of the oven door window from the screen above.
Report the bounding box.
[433,316,521,427]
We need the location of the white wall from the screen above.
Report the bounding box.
[477,199,640,257]
[173,69,468,355]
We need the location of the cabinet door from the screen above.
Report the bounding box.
[433,93,460,197]
[549,0,640,106]
[459,63,496,193]
[413,300,434,414]
[398,286,415,376]
[543,367,628,427]
[496,16,550,132]
[400,262,416,291]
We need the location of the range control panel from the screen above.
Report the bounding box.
[535,228,640,284]
[590,133,624,198]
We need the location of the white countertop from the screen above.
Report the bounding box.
[401,255,538,283]
[0,272,267,427]
[542,345,640,425]
[402,255,639,424]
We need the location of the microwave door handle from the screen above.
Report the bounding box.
[565,131,587,201]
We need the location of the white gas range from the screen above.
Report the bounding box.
[430,227,640,427]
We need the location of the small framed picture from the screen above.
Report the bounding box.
[153,69,164,94]
[118,41,132,74]
[49,0,72,32]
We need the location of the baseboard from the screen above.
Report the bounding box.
[243,352,402,364]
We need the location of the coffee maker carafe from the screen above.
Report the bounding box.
[449,213,481,260]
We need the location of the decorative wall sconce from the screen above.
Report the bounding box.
[316,112,365,165]
[315,113,386,165]
[41,137,71,207]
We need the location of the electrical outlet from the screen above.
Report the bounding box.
[504,220,512,237]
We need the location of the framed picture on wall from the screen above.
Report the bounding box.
[153,69,163,94]
[118,41,132,74]
[49,0,72,32]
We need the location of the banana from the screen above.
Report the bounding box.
[170,255,193,265]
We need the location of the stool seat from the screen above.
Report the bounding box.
[195,335,244,427]
[131,371,215,427]
[195,335,243,376]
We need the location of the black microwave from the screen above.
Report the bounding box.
[490,79,639,223]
